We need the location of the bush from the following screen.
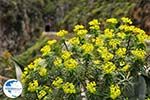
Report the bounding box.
[21,17,150,100]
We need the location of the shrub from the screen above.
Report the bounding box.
[21,17,150,100]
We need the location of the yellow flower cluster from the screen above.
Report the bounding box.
[47,39,57,45]
[86,81,96,93]
[102,52,114,61]
[64,58,78,69]
[61,51,72,60]
[133,27,145,34]
[54,57,62,66]
[39,67,47,76]
[73,25,88,36]
[104,28,114,38]
[88,19,100,30]
[116,48,126,57]
[28,80,39,92]
[95,36,104,46]
[41,39,57,56]
[110,84,121,99]
[109,39,121,48]
[40,45,51,56]
[28,62,34,70]
[52,77,63,88]
[68,37,80,45]
[56,30,68,37]
[102,62,116,74]
[21,58,45,84]
[136,33,148,43]
[76,29,88,36]
[62,82,76,94]
[117,32,126,39]
[33,57,43,65]
[73,25,84,32]
[38,90,47,100]
[121,17,132,24]
[106,18,118,24]
[21,70,28,84]
[119,24,149,44]
[81,43,94,54]
[131,49,146,59]
[97,47,114,61]
[119,25,135,32]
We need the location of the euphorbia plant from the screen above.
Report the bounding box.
[21,17,150,100]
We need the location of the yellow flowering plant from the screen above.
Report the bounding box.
[22,17,150,100]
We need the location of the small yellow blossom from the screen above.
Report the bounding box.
[40,45,51,56]
[133,27,145,34]
[121,64,130,72]
[54,57,62,66]
[102,62,116,74]
[97,47,108,53]
[68,37,80,45]
[73,25,85,32]
[34,58,42,64]
[120,61,125,66]
[136,33,148,43]
[117,32,126,39]
[106,18,118,24]
[104,28,114,38]
[64,58,78,69]
[24,67,29,72]
[88,19,99,26]
[28,62,35,70]
[62,82,76,94]
[88,19,100,30]
[39,67,47,76]
[56,30,68,37]
[95,36,104,46]
[97,47,114,61]
[73,24,88,36]
[86,81,96,93]
[76,29,88,36]
[38,90,47,100]
[93,60,100,65]
[52,77,63,88]
[81,43,94,54]
[28,80,38,92]
[131,49,146,59]
[47,39,57,45]
[102,52,114,61]
[33,57,43,66]
[110,84,121,99]
[90,25,100,30]
[21,71,28,84]
[116,48,126,57]
[121,17,132,24]
[61,51,72,60]
[109,39,121,48]
[119,25,135,32]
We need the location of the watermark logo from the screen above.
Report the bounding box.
[3,79,22,98]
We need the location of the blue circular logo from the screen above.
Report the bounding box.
[3,79,22,98]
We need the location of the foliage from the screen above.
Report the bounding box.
[22,17,150,100]
[13,36,49,68]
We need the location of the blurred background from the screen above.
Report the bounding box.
[0,0,150,99]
